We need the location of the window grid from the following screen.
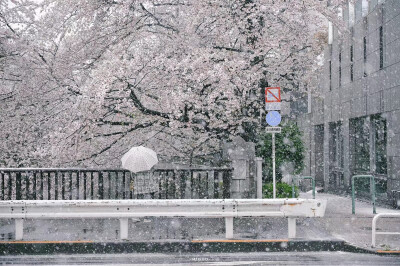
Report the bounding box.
[379,26,384,70]
[350,45,354,82]
[339,51,342,87]
[329,61,332,91]
[363,36,367,77]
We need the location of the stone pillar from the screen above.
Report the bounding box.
[255,157,263,199]
[222,137,256,198]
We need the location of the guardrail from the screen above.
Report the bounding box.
[0,167,233,200]
[371,213,400,248]
[292,176,315,199]
[0,198,327,241]
[352,175,376,214]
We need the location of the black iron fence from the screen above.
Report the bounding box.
[0,167,233,200]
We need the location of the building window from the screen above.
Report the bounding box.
[314,125,324,187]
[350,116,370,174]
[339,51,342,87]
[371,114,387,175]
[379,26,384,70]
[350,115,388,194]
[329,122,344,169]
[350,45,354,82]
[329,122,344,188]
[329,61,332,91]
[363,36,367,77]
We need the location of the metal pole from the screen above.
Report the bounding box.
[371,176,376,214]
[272,133,276,199]
[311,178,315,199]
[352,176,356,214]
[292,177,296,198]
[372,214,378,248]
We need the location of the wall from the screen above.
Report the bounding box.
[296,0,400,202]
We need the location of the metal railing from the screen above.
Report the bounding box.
[0,167,233,200]
[351,175,376,214]
[292,176,315,199]
[371,213,400,248]
[0,198,327,240]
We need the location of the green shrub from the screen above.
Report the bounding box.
[256,122,305,183]
[263,182,298,199]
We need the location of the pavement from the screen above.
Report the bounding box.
[298,192,400,251]
[0,192,399,258]
[1,252,400,265]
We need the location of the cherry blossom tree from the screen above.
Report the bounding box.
[0,0,347,167]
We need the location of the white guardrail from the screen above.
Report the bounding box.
[0,198,327,241]
[372,213,400,248]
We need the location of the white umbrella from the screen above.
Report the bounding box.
[121,146,158,173]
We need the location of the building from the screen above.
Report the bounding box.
[296,0,400,205]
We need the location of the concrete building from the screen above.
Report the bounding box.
[296,0,400,205]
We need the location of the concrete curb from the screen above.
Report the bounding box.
[1,239,398,256]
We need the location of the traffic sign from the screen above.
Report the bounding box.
[265,87,281,103]
[265,102,281,111]
[264,87,282,199]
[266,111,281,127]
[265,127,281,133]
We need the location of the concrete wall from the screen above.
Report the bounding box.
[297,0,400,202]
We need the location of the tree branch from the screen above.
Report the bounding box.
[128,84,170,119]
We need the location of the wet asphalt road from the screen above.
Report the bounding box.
[1,252,399,265]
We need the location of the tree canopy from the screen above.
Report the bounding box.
[0,0,346,167]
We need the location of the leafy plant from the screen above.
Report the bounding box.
[263,182,298,199]
[256,121,305,183]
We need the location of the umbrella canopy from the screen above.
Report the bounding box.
[121,146,158,173]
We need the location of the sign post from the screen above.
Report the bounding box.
[272,132,276,199]
[265,87,282,199]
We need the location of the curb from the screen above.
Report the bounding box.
[0,240,398,256]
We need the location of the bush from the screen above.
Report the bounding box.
[256,122,305,183]
[263,182,298,199]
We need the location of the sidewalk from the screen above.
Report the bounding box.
[298,192,400,251]
[0,192,399,254]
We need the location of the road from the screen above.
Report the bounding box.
[1,252,399,265]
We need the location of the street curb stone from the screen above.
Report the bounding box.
[0,240,397,256]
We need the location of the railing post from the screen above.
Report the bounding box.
[16,172,22,200]
[288,218,296,239]
[371,213,400,248]
[225,217,233,239]
[120,218,129,240]
[15,219,24,240]
[372,214,378,248]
